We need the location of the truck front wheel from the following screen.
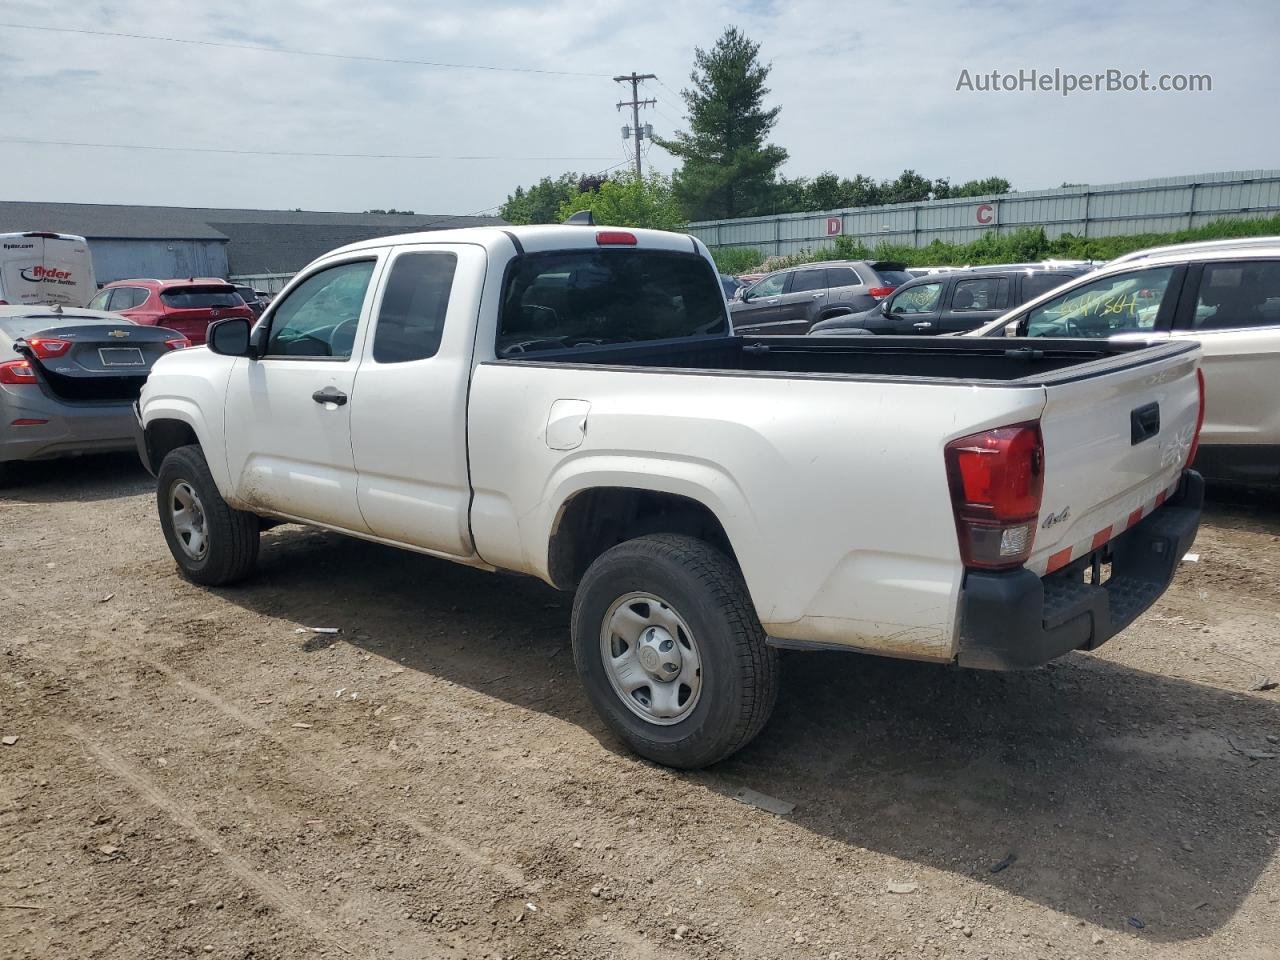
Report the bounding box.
[571,534,779,768]
[156,444,260,586]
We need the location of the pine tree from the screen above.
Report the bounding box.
[657,27,787,221]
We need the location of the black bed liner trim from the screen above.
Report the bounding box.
[483,335,1199,389]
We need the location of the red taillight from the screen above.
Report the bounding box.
[11,418,47,426]
[0,359,36,385]
[596,230,637,246]
[165,336,192,350]
[868,286,894,300]
[1187,367,1206,467]
[24,337,72,359]
[945,421,1045,570]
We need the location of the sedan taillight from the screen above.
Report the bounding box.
[24,337,72,359]
[165,337,192,350]
[0,359,36,385]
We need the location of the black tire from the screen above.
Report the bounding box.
[571,534,779,768]
[156,444,260,586]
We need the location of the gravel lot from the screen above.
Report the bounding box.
[2,454,1279,960]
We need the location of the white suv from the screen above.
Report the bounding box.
[973,237,1280,485]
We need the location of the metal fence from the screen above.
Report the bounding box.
[688,170,1280,256]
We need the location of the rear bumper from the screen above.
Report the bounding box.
[957,470,1203,670]
[0,387,138,464]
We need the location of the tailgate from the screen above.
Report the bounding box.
[1029,345,1201,575]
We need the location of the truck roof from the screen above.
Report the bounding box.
[323,224,706,260]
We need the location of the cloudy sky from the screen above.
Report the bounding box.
[1,0,1277,216]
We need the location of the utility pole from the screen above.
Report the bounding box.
[614,72,656,178]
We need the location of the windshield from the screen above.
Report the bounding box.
[161,287,244,309]
[498,250,728,356]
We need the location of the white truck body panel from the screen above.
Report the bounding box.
[0,232,96,308]
[140,224,1203,667]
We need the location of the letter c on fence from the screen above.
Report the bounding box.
[976,203,994,225]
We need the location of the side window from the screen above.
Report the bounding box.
[1025,266,1175,337]
[888,282,943,315]
[750,273,787,298]
[372,252,457,363]
[826,267,863,288]
[1021,273,1072,303]
[791,270,826,293]
[88,289,112,310]
[266,260,375,359]
[107,288,138,310]
[125,288,148,308]
[951,277,1006,312]
[1182,260,1280,331]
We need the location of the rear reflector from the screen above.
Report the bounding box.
[0,359,36,384]
[165,336,192,350]
[596,231,637,246]
[945,421,1044,570]
[24,337,72,359]
[1187,368,1206,467]
[868,286,894,300]
[10,418,48,426]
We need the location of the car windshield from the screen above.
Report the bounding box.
[161,287,244,309]
[498,250,728,355]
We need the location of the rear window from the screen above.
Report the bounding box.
[498,250,728,356]
[160,287,244,309]
[873,270,914,287]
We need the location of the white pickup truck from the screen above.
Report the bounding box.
[136,224,1205,767]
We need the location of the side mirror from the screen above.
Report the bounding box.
[207,318,252,357]
[738,288,751,303]
[879,300,890,315]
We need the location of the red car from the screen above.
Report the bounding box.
[87,278,255,345]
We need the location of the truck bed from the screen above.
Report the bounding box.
[497,334,1197,384]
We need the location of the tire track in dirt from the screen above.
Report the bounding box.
[20,636,680,960]
[60,721,455,960]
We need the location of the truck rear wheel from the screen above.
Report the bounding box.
[156,444,260,586]
[571,534,779,768]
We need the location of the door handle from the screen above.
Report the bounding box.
[312,387,348,406]
[913,321,933,329]
[766,298,779,304]
[811,293,823,299]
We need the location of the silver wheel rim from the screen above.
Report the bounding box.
[169,480,209,561]
[599,592,703,726]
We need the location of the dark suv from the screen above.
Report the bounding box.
[808,264,1093,336]
[729,260,913,335]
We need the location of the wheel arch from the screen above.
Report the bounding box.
[546,486,743,592]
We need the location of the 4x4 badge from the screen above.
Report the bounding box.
[1042,507,1070,529]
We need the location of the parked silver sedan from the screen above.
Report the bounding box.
[0,305,188,484]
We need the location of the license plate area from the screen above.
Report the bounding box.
[98,347,145,367]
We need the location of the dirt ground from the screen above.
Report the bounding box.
[2,454,1279,960]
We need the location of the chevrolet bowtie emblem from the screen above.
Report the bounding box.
[108,330,129,338]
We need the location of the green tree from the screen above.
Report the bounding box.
[557,171,686,230]
[881,169,933,204]
[933,176,1012,199]
[656,27,788,220]
[501,173,585,224]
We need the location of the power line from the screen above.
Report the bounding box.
[0,21,611,78]
[0,136,615,162]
